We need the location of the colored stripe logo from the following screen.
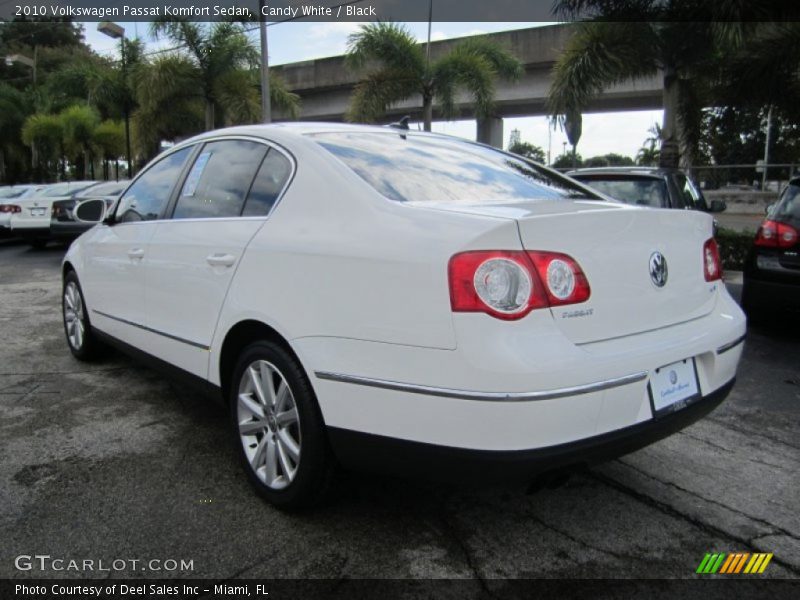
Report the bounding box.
[696,552,773,574]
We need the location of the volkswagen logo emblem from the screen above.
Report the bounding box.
[649,251,668,287]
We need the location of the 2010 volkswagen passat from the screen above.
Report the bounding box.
[62,124,746,508]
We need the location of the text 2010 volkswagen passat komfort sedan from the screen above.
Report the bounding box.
[62,124,746,508]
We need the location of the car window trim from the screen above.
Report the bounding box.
[164,135,296,222]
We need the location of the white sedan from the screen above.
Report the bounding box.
[62,123,746,508]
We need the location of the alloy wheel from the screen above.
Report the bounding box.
[236,360,302,490]
[63,281,85,350]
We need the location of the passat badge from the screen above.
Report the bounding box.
[649,252,668,287]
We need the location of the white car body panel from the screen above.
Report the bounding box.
[144,218,266,377]
[63,123,745,469]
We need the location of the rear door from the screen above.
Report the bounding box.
[80,147,194,347]
[141,138,294,378]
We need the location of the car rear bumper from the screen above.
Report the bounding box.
[743,275,800,312]
[298,287,745,453]
[50,221,92,240]
[14,226,50,239]
[327,378,734,483]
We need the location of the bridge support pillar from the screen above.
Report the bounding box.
[477,116,503,148]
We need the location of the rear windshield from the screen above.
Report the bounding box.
[0,187,27,199]
[42,182,97,198]
[312,132,596,204]
[773,182,800,225]
[574,176,668,208]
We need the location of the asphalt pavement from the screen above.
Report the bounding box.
[0,239,798,583]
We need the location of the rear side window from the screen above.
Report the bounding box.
[242,149,292,216]
[312,132,594,204]
[173,140,268,219]
[117,147,192,223]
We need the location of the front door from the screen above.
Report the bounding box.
[80,146,194,348]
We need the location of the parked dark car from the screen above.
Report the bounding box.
[567,167,727,214]
[741,177,800,317]
[51,180,129,241]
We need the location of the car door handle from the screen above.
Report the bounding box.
[128,248,145,260]
[206,253,236,267]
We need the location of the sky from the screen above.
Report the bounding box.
[81,20,663,161]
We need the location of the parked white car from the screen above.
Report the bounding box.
[0,185,49,234]
[11,181,97,247]
[62,124,746,508]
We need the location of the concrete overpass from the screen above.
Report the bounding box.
[272,23,663,146]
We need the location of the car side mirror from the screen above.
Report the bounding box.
[73,198,107,224]
[765,203,776,215]
[709,200,727,213]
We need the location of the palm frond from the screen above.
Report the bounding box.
[134,55,202,113]
[267,72,301,120]
[450,37,523,81]
[548,21,659,120]
[345,22,425,76]
[346,67,420,123]
[432,52,495,120]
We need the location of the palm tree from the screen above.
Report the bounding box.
[59,104,100,180]
[92,120,125,180]
[548,18,716,168]
[21,113,63,181]
[548,1,793,168]
[345,23,522,132]
[149,21,299,131]
[636,123,662,166]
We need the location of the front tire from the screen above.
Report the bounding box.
[62,271,102,360]
[230,341,334,509]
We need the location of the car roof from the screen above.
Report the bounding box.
[173,122,464,150]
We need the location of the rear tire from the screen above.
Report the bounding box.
[229,341,334,509]
[62,271,103,361]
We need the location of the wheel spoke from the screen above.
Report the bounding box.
[277,429,300,462]
[260,362,277,406]
[275,407,298,427]
[274,380,289,411]
[276,438,295,478]
[264,436,278,485]
[250,435,268,471]
[239,419,265,435]
[238,392,265,419]
[247,366,268,406]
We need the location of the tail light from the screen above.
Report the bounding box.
[755,220,799,248]
[0,204,21,214]
[448,250,590,320]
[703,238,723,282]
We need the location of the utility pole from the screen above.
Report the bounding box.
[426,0,433,68]
[259,0,271,123]
[762,105,773,191]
